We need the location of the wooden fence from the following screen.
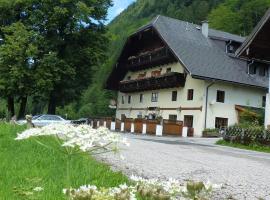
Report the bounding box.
[163,120,183,136]
[134,119,143,134]
[146,120,159,135]
[124,118,133,132]
[90,117,192,137]
[115,119,121,131]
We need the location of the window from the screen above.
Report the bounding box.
[262,96,266,107]
[227,44,235,54]
[172,91,177,101]
[128,95,131,104]
[184,115,193,127]
[151,92,158,102]
[139,94,144,103]
[187,89,194,100]
[249,64,257,75]
[121,96,125,104]
[137,112,143,119]
[169,115,177,121]
[216,90,225,103]
[215,117,228,129]
[166,68,171,73]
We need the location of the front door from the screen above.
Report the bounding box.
[184,115,194,137]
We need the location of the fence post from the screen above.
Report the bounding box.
[156,125,163,136]
[182,127,188,137]
[142,123,147,134]
[97,121,100,127]
[121,122,124,132]
[104,121,107,128]
[91,120,94,127]
[131,123,135,133]
[111,121,116,131]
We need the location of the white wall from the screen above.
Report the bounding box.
[205,81,266,129]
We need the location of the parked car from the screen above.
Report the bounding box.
[17,114,70,127]
[71,118,90,125]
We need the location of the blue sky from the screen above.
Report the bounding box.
[107,0,136,23]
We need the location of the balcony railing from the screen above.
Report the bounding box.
[126,47,175,71]
[119,72,186,93]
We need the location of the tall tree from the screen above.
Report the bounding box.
[209,0,270,35]
[0,22,38,118]
[0,0,112,117]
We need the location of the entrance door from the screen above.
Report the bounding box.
[184,115,194,137]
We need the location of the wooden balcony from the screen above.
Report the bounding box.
[126,47,176,71]
[119,72,186,93]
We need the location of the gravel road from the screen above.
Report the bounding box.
[97,134,270,200]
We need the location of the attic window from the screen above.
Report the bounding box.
[226,44,235,54]
[249,65,257,75]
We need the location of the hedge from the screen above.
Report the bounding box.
[223,126,270,146]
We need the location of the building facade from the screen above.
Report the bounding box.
[107,15,269,136]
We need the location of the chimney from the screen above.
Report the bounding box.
[202,20,209,38]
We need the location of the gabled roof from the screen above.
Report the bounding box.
[146,15,267,88]
[107,15,268,90]
[236,8,270,60]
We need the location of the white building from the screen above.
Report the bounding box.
[106,16,268,137]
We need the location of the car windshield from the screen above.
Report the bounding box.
[32,115,42,120]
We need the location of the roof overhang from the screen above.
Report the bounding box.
[236,8,270,61]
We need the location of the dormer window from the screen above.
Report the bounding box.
[249,65,257,75]
[127,76,131,80]
[227,45,235,54]
[248,61,269,76]
[259,67,266,76]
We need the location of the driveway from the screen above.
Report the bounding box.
[97,134,270,200]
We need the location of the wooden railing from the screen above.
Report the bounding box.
[119,72,186,93]
[126,47,175,71]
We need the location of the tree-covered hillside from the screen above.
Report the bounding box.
[65,0,270,118]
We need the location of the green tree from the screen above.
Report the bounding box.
[0,0,112,118]
[0,22,38,118]
[209,0,270,35]
[24,0,112,114]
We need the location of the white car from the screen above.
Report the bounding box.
[17,114,70,127]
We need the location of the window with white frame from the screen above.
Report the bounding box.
[128,95,131,104]
[151,92,158,102]
[121,96,125,104]
[139,94,144,103]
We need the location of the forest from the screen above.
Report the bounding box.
[0,0,270,119]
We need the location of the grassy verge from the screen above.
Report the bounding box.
[216,139,270,153]
[0,123,128,199]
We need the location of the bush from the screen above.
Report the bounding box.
[239,108,264,126]
[202,128,220,138]
[223,125,270,146]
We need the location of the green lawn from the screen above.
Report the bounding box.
[216,139,270,153]
[0,123,128,199]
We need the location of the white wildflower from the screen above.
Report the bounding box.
[16,124,129,154]
[33,187,43,192]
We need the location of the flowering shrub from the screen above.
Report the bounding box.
[64,184,136,200]
[64,176,222,200]
[16,124,129,187]
[16,124,129,153]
